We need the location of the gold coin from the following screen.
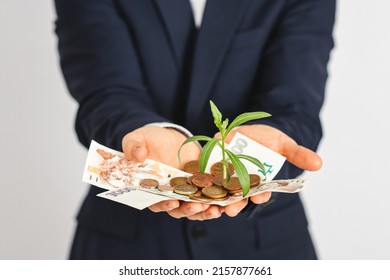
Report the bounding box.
[211,195,230,201]
[191,174,213,188]
[170,176,188,186]
[183,160,200,174]
[210,161,235,176]
[202,186,228,199]
[212,174,225,186]
[140,178,159,189]
[228,189,243,194]
[189,192,213,202]
[230,190,243,197]
[189,192,230,202]
[187,175,195,185]
[173,184,198,196]
[224,177,242,192]
[158,184,174,193]
[249,174,261,187]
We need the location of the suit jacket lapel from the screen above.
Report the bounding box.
[153,0,195,68]
[186,0,249,122]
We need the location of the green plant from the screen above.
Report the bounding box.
[178,100,271,196]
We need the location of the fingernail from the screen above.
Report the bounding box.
[133,146,143,161]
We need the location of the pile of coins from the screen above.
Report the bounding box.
[139,160,261,202]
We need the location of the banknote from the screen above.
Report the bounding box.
[83,140,190,191]
[205,132,286,182]
[83,135,307,210]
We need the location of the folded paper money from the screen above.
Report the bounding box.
[82,133,306,210]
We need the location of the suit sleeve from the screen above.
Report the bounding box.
[54,0,170,150]
[250,0,336,178]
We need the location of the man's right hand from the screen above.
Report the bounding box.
[122,126,228,220]
[122,125,200,170]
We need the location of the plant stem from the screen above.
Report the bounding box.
[221,136,227,185]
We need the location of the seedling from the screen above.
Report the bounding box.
[178,100,271,196]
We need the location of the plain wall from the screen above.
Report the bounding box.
[1,0,389,259]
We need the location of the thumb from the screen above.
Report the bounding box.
[122,138,148,163]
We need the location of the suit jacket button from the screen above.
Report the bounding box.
[191,225,207,241]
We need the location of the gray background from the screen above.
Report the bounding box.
[1,0,389,259]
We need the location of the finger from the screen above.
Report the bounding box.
[122,139,148,162]
[224,198,249,217]
[187,205,224,221]
[279,134,322,171]
[167,202,210,219]
[148,200,180,213]
[250,192,272,204]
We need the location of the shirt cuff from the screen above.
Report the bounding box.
[144,122,194,138]
[144,122,203,150]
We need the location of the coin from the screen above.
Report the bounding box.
[173,184,198,196]
[249,174,261,187]
[210,161,234,176]
[170,176,188,186]
[230,190,243,197]
[189,192,213,202]
[224,177,242,192]
[187,175,195,185]
[202,185,228,199]
[189,192,230,202]
[191,174,213,188]
[140,178,159,189]
[227,187,243,194]
[212,174,225,186]
[158,184,174,193]
[210,195,230,201]
[183,160,200,174]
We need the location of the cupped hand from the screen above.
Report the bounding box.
[224,124,322,171]
[122,126,224,220]
[122,124,321,220]
[221,124,322,208]
[122,126,200,169]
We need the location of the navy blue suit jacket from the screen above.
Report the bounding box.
[55,0,335,259]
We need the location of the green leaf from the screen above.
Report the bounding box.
[221,118,229,136]
[236,154,266,175]
[181,135,214,144]
[178,135,213,163]
[199,138,221,173]
[225,149,250,196]
[226,112,271,135]
[209,100,223,131]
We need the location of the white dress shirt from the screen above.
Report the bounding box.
[189,0,207,27]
